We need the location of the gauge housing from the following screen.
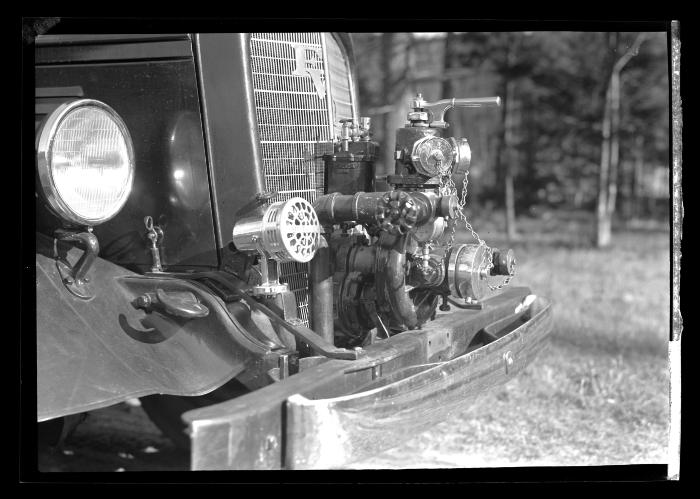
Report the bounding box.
[410,136,455,176]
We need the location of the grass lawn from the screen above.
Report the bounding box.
[352,213,671,468]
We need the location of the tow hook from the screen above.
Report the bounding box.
[134,289,209,319]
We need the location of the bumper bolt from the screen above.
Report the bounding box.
[503,351,514,365]
[135,294,152,309]
[439,295,451,311]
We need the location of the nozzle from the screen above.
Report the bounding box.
[491,248,515,276]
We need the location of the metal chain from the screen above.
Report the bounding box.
[494,258,516,290]
[437,163,514,291]
[437,165,457,272]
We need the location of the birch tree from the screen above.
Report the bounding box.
[596,32,648,248]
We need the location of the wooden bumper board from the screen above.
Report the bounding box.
[287,297,552,468]
[183,287,552,469]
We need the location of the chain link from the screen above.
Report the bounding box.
[437,162,514,291]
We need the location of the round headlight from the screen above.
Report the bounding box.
[36,99,135,226]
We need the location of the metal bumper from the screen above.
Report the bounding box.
[183,287,552,469]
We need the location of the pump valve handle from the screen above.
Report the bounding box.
[423,96,501,128]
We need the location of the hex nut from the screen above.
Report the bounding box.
[135,294,152,309]
[408,111,429,122]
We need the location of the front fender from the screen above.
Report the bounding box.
[36,233,270,421]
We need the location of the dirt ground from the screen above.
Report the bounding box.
[37,402,189,472]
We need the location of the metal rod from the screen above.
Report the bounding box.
[310,235,334,345]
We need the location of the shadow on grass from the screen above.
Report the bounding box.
[464,209,670,252]
[549,328,668,359]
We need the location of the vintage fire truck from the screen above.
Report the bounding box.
[34,32,552,469]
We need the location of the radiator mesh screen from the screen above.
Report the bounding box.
[250,33,355,326]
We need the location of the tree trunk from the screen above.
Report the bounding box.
[380,33,396,179]
[441,32,456,107]
[633,135,644,218]
[607,62,621,216]
[379,34,414,179]
[623,134,644,220]
[501,35,518,242]
[595,32,647,248]
[441,32,469,204]
[504,77,518,241]
[596,83,613,248]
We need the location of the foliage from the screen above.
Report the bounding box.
[351,32,669,219]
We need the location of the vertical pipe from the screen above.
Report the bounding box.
[310,235,334,345]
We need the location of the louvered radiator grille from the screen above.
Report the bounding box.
[250,32,355,326]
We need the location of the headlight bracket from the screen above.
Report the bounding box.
[53,228,99,300]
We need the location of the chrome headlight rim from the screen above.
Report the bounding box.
[36,98,135,227]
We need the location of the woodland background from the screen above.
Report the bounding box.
[351,31,670,246]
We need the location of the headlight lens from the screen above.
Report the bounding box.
[36,99,134,226]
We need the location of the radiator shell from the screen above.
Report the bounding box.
[248,33,358,325]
